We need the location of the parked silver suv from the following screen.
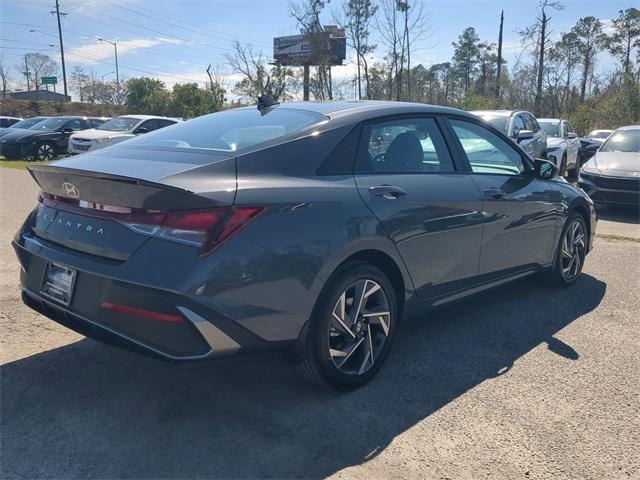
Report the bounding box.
[472,110,547,160]
[538,118,581,178]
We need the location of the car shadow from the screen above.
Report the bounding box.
[596,205,639,225]
[1,274,606,479]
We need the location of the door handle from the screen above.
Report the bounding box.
[368,185,407,200]
[482,188,506,199]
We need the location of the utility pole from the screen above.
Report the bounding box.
[24,55,30,91]
[496,10,503,102]
[98,38,119,100]
[52,0,68,99]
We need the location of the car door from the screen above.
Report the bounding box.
[57,119,83,150]
[354,115,485,299]
[563,121,580,169]
[524,113,546,158]
[446,117,562,277]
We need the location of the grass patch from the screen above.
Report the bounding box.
[0,159,49,170]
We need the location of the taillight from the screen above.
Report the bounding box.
[38,192,263,256]
[156,207,264,256]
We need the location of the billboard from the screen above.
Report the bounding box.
[273,29,346,66]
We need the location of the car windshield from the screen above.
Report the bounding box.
[589,130,612,139]
[29,118,72,131]
[97,117,140,132]
[540,122,560,137]
[116,107,326,156]
[478,116,509,134]
[12,118,46,129]
[600,130,640,153]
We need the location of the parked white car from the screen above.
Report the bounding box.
[68,115,180,154]
[587,129,614,143]
[538,118,581,178]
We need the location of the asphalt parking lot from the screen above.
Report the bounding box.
[1,167,639,479]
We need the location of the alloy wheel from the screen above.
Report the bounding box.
[37,144,55,161]
[328,279,391,376]
[560,219,586,281]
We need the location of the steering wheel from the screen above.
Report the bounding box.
[371,152,386,164]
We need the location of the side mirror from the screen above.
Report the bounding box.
[566,132,577,139]
[516,129,534,143]
[534,158,558,179]
[62,127,74,134]
[134,127,148,134]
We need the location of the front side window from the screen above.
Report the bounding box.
[30,118,70,131]
[524,113,538,132]
[600,129,640,153]
[89,118,106,128]
[511,115,526,137]
[66,119,83,131]
[139,120,159,132]
[450,119,525,175]
[115,107,326,156]
[357,117,454,173]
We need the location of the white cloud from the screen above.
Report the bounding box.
[66,38,180,64]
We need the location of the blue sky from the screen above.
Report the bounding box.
[0,0,633,97]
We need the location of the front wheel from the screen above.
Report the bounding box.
[546,213,587,286]
[298,261,398,390]
[34,142,56,161]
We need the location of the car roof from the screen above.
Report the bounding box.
[115,114,180,121]
[537,118,563,123]
[616,125,640,131]
[257,100,478,123]
[471,110,525,117]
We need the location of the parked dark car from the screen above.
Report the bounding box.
[471,109,548,160]
[0,116,51,139]
[13,101,596,389]
[577,137,602,169]
[578,125,640,207]
[0,116,106,160]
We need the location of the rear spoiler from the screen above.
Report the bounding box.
[27,164,218,210]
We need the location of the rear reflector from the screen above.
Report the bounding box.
[39,192,264,256]
[101,302,184,323]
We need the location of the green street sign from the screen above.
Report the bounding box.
[41,76,57,85]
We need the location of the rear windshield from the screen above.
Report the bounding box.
[29,118,72,131]
[600,130,640,153]
[12,117,47,129]
[98,116,140,132]
[478,115,509,134]
[115,107,327,155]
[539,122,560,137]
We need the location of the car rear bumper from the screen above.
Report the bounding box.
[579,174,640,207]
[12,235,295,362]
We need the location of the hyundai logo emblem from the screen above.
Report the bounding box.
[62,182,80,199]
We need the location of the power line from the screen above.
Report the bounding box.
[108,0,271,47]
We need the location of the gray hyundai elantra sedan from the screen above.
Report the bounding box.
[13,100,596,389]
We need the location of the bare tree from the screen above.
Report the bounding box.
[0,60,9,98]
[226,41,295,101]
[334,0,378,99]
[20,53,58,92]
[290,0,334,99]
[70,65,89,102]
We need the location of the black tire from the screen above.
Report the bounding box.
[34,142,57,162]
[545,213,587,286]
[297,261,398,390]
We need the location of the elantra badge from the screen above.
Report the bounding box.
[62,182,80,198]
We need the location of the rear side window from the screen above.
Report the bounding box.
[356,117,454,173]
[450,119,525,175]
[116,107,327,156]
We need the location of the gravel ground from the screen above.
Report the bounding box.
[1,168,639,480]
